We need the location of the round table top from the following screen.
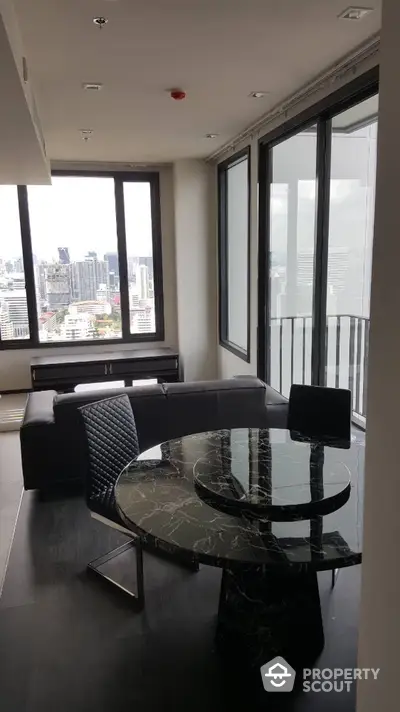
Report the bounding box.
[115,428,364,571]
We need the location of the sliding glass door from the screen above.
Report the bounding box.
[326,97,378,425]
[258,75,378,425]
[269,127,317,398]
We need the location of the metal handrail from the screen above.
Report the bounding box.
[270,314,370,419]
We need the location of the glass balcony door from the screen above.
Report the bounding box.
[325,97,378,425]
[268,127,318,398]
[258,82,378,427]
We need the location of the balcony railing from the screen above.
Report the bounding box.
[270,315,370,422]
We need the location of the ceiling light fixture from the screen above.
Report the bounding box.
[205,134,219,139]
[338,7,373,20]
[80,129,93,142]
[82,83,103,91]
[93,16,108,28]
[249,91,269,99]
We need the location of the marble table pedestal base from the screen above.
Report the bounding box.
[216,566,325,672]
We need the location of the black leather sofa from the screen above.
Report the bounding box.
[20,377,288,492]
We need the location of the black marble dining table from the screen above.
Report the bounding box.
[115,428,364,671]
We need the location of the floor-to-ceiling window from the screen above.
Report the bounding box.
[269,126,317,397]
[258,70,378,426]
[326,96,378,425]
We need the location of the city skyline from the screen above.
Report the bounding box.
[0,250,156,342]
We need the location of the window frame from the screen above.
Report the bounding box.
[218,146,251,362]
[0,170,165,350]
[257,66,379,404]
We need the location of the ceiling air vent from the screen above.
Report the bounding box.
[82,83,103,91]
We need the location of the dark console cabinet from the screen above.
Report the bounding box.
[31,348,181,391]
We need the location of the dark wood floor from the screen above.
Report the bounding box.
[0,432,363,712]
[0,433,23,595]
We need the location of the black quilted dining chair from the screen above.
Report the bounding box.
[79,394,145,607]
[288,383,351,589]
[288,384,352,442]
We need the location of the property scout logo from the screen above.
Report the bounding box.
[260,657,380,693]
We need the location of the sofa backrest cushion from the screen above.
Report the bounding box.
[54,383,168,456]
[53,378,269,483]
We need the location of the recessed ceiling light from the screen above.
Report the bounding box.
[249,91,269,99]
[205,133,219,139]
[80,129,93,142]
[93,16,108,27]
[338,7,373,20]
[82,83,103,91]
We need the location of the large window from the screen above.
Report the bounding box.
[0,172,164,348]
[218,147,250,361]
[258,68,378,426]
[0,187,30,341]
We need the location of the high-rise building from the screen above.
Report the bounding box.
[95,260,109,294]
[70,254,109,303]
[104,252,119,275]
[45,264,71,310]
[96,283,108,303]
[1,290,29,337]
[58,247,70,264]
[136,264,149,300]
[136,307,154,333]
[61,307,96,341]
[0,299,14,339]
[139,256,153,279]
[14,257,24,273]
[128,256,139,281]
[9,273,26,290]
[36,263,47,302]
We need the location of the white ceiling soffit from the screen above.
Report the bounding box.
[0,0,50,184]
[14,0,382,164]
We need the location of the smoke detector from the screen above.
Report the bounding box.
[338,7,373,20]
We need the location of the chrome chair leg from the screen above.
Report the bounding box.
[331,568,339,589]
[87,539,145,609]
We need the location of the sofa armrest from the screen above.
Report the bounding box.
[22,390,57,427]
[20,391,57,490]
[233,375,288,428]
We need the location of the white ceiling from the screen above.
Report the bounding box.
[14,0,382,163]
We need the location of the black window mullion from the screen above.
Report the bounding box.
[114,178,131,340]
[149,174,165,340]
[218,165,228,344]
[257,142,272,383]
[311,118,332,386]
[17,185,39,346]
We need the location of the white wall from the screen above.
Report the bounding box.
[173,160,218,381]
[0,0,50,184]
[357,1,400,709]
[0,166,178,390]
[215,53,379,381]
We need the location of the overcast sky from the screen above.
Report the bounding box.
[0,177,153,262]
